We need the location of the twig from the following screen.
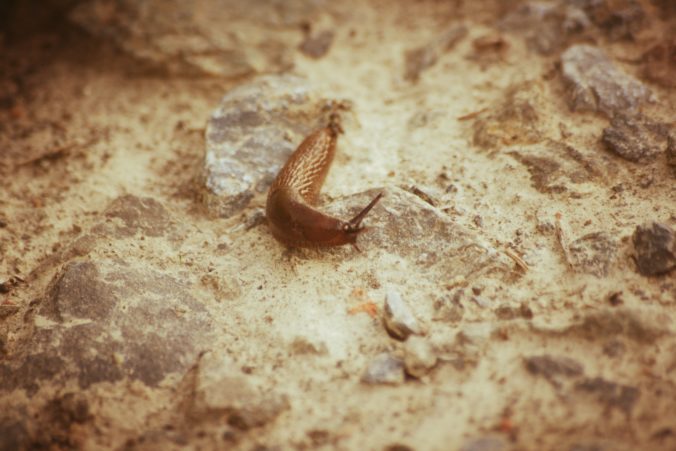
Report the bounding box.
[503,248,529,272]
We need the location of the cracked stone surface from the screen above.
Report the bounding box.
[200,74,333,217]
[561,44,653,117]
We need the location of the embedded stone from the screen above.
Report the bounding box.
[524,355,584,386]
[602,115,670,163]
[201,75,332,217]
[568,232,617,277]
[500,2,591,54]
[361,353,405,385]
[0,260,213,394]
[383,289,423,341]
[575,377,640,416]
[324,186,505,277]
[561,44,653,117]
[632,222,676,276]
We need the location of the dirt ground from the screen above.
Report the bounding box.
[1,0,675,450]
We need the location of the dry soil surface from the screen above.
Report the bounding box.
[1,1,675,450]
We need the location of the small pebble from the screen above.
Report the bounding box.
[382,289,423,341]
[361,353,405,385]
[633,222,676,276]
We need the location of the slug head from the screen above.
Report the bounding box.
[340,192,384,251]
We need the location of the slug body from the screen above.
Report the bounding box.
[266,121,382,249]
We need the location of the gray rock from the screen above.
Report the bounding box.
[524,355,584,386]
[500,2,591,54]
[69,0,319,76]
[361,353,405,385]
[326,186,504,278]
[632,222,676,276]
[403,336,437,378]
[568,232,617,277]
[509,140,603,194]
[382,289,423,341]
[0,259,212,394]
[574,377,640,416]
[201,74,332,217]
[404,23,467,82]
[561,44,653,117]
[102,194,173,237]
[602,114,670,163]
[191,351,289,430]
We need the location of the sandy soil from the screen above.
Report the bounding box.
[1,1,675,450]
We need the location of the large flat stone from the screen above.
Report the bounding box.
[201,74,334,217]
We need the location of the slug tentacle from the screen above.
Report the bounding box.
[266,120,382,249]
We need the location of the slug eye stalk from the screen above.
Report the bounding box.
[346,192,384,233]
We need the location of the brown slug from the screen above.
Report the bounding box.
[266,117,383,250]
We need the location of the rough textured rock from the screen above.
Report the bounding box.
[568,232,617,277]
[190,351,289,430]
[404,23,467,82]
[524,355,584,386]
[632,222,676,276]
[500,2,591,54]
[326,186,505,277]
[103,194,173,237]
[602,115,670,163]
[0,260,212,394]
[382,289,423,341]
[403,336,437,378]
[361,353,405,385]
[473,82,543,149]
[201,74,332,217]
[575,377,640,417]
[561,44,653,117]
[571,0,646,40]
[69,0,320,76]
[509,141,602,194]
